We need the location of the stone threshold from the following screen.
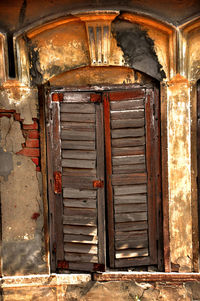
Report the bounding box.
[1,272,200,289]
[93,272,200,282]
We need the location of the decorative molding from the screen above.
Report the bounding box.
[79,12,119,66]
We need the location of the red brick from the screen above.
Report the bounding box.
[36,166,41,172]
[31,157,39,166]
[0,109,15,113]
[17,148,40,157]
[23,120,38,130]
[0,113,12,118]
[26,139,39,148]
[14,113,21,121]
[25,130,39,139]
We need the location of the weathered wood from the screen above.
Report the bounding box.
[61,140,95,150]
[103,92,115,268]
[112,146,145,156]
[62,176,95,190]
[63,207,96,217]
[61,121,96,130]
[60,113,95,122]
[61,103,95,113]
[112,155,145,166]
[111,110,144,120]
[62,150,96,159]
[63,215,97,226]
[110,99,144,111]
[115,212,147,223]
[63,225,97,235]
[114,194,147,204]
[112,173,147,185]
[109,90,145,101]
[65,253,98,263]
[112,137,145,147]
[61,129,95,141]
[62,159,96,169]
[64,234,98,244]
[64,242,98,254]
[115,248,148,259]
[115,230,148,240]
[62,167,96,177]
[115,221,148,231]
[113,164,146,174]
[68,262,94,271]
[62,92,91,103]
[111,128,145,139]
[115,256,150,267]
[115,203,147,213]
[114,184,147,196]
[115,238,148,250]
[63,188,96,198]
[111,118,144,129]
[64,198,96,209]
[96,102,106,265]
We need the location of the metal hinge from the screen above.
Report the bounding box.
[54,171,62,194]
[52,92,64,102]
[90,94,101,103]
[93,180,104,188]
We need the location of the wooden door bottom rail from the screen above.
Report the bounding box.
[93,272,200,282]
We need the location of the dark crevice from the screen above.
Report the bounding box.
[7,32,16,79]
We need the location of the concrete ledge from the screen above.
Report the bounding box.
[93,272,200,282]
[1,273,91,288]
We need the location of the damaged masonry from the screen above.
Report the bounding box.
[1,0,200,300]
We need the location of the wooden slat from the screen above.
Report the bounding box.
[115,203,147,213]
[64,234,98,244]
[111,110,144,120]
[62,92,91,103]
[61,103,95,113]
[113,164,146,174]
[112,155,145,166]
[110,99,144,111]
[63,215,96,226]
[61,140,95,150]
[65,253,98,263]
[62,167,96,177]
[115,212,147,223]
[115,248,148,259]
[115,194,147,204]
[61,130,95,141]
[109,90,145,101]
[61,121,95,130]
[60,113,95,122]
[68,262,94,271]
[62,176,95,190]
[115,221,148,231]
[112,173,147,185]
[63,207,96,217]
[115,230,148,240]
[64,198,96,209]
[62,150,96,159]
[111,118,144,129]
[115,238,148,250]
[114,184,147,196]
[64,243,98,254]
[112,137,145,147]
[63,188,96,198]
[62,159,96,169]
[115,256,150,267]
[63,225,97,235]
[111,128,144,138]
[112,146,144,156]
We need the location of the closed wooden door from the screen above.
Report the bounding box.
[46,86,162,271]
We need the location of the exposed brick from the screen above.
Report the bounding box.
[23,120,38,130]
[31,157,39,166]
[0,113,12,118]
[14,113,21,121]
[17,148,40,157]
[0,109,15,113]
[36,166,41,172]
[24,130,39,139]
[26,139,40,148]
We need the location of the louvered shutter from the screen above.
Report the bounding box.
[47,91,105,272]
[104,89,159,268]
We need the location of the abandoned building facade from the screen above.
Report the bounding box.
[1,0,200,299]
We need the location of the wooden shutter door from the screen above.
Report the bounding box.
[47,91,105,272]
[104,88,161,268]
